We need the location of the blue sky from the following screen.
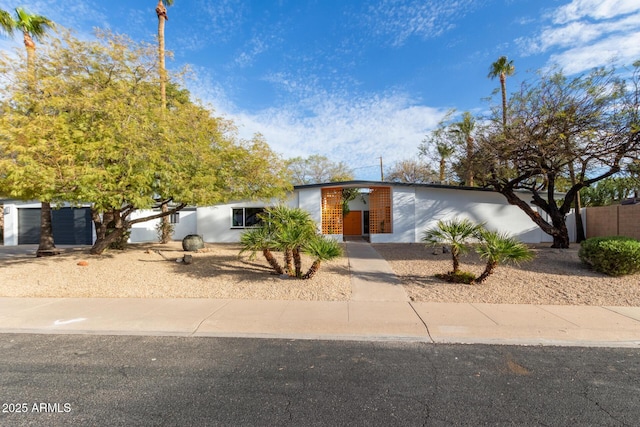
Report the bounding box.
[1,0,640,180]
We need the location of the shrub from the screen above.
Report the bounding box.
[436,270,476,284]
[578,236,640,276]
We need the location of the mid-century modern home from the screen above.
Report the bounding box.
[2,180,580,246]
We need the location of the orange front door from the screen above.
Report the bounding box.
[343,211,362,235]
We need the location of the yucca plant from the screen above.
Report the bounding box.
[422,218,484,273]
[302,236,343,280]
[474,230,534,284]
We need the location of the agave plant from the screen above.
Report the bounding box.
[422,218,484,273]
[302,236,343,280]
[474,230,534,284]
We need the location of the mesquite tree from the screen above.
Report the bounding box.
[0,29,291,254]
[478,64,640,248]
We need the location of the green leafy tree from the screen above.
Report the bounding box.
[286,155,354,185]
[0,29,291,255]
[581,176,640,206]
[474,230,534,284]
[422,218,484,273]
[385,159,437,183]
[488,56,515,129]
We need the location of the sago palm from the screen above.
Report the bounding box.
[302,236,343,280]
[474,230,534,284]
[422,219,483,273]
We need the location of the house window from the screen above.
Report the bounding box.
[232,208,265,228]
[170,212,180,224]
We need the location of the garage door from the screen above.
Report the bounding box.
[18,207,93,245]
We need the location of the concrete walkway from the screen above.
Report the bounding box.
[1,242,640,347]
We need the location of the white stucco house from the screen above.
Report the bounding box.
[1,180,580,246]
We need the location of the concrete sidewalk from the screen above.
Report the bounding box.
[1,297,639,347]
[1,241,639,347]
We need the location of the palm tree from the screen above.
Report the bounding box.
[156,0,174,110]
[266,205,316,277]
[488,56,515,129]
[6,8,54,256]
[12,8,53,89]
[239,226,285,275]
[435,142,456,184]
[0,9,13,36]
[156,0,174,242]
[302,236,343,280]
[474,230,534,284]
[422,219,483,273]
[451,111,476,186]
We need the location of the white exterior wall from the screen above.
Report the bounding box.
[196,197,298,243]
[2,202,35,245]
[414,187,544,243]
[129,209,197,243]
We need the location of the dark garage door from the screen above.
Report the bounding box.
[18,207,93,245]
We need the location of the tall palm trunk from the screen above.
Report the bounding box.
[156,1,170,241]
[466,136,474,186]
[156,0,167,110]
[500,74,507,129]
[439,158,446,183]
[25,34,56,256]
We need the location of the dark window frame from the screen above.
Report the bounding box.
[231,207,265,228]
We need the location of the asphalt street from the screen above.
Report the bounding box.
[1,334,639,426]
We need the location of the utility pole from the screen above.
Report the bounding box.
[379,157,384,181]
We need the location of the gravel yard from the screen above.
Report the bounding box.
[374,243,640,306]
[1,241,639,306]
[0,242,351,301]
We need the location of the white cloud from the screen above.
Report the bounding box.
[519,0,640,75]
[548,31,640,74]
[362,0,476,47]
[553,0,640,24]
[228,92,447,179]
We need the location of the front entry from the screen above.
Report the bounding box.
[343,211,362,236]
